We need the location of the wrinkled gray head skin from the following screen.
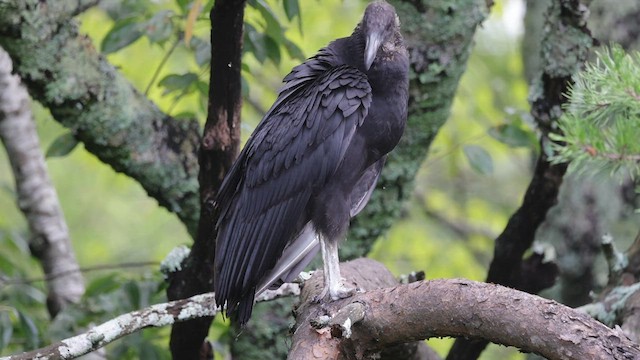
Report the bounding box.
[361,1,401,70]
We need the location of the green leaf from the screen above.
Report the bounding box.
[102,21,144,54]
[104,1,150,21]
[173,111,196,119]
[463,145,493,175]
[244,23,267,63]
[284,0,303,34]
[196,80,209,96]
[158,73,199,95]
[123,281,141,308]
[46,132,79,158]
[265,35,281,65]
[144,10,174,44]
[250,0,285,43]
[283,38,305,61]
[17,310,39,350]
[488,123,535,148]
[0,311,13,352]
[85,273,121,297]
[283,0,300,21]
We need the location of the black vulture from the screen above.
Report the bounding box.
[214,0,409,326]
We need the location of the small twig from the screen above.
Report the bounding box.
[1,261,159,286]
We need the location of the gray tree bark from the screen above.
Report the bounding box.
[0,46,84,317]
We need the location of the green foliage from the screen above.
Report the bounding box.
[550,45,640,177]
[45,131,78,158]
[0,229,169,358]
[463,144,494,174]
[0,232,48,354]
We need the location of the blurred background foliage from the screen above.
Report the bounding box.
[0,0,638,359]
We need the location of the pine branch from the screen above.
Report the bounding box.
[551,45,640,177]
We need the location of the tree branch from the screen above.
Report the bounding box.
[447,0,594,357]
[0,0,202,236]
[0,46,84,318]
[5,259,639,360]
[0,285,299,360]
[290,259,640,360]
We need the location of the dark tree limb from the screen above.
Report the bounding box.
[290,259,639,360]
[166,0,245,358]
[0,0,202,236]
[447,0,594,358]
[0,46,85,317]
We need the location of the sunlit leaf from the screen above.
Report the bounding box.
[46,132,78,158]
[101,20,144,54]
[158,73,199,95]
[463,145,493,175]
[184,0,203,45]
[145,10,174,44]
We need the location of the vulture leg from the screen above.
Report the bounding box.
[319,235,355,300]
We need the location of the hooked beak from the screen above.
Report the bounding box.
[364,32,383,70]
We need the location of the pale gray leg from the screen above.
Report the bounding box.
[318,235,355,300]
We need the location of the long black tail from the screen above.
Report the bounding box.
[228,292,255,328]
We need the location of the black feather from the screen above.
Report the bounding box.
[214,0,409,327]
